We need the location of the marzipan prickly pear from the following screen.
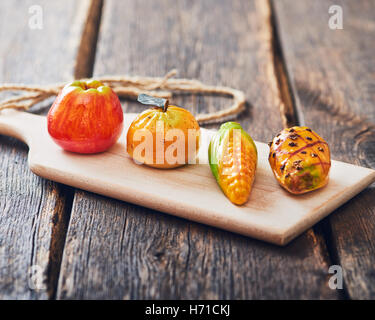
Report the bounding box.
[209,122,257,205]
[268,126,331,194]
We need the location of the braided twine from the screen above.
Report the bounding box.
[0,70,246,124]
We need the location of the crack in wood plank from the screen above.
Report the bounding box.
[268,0,300,128]
[74,0,104,79]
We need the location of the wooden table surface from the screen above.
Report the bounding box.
[0,0,374,300]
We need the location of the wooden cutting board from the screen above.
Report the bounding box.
[1,109,374,245]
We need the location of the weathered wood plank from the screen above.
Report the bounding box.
[0,0,90,299]
[56,0,338,299]
[273,0,375,299]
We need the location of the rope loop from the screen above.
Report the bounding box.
[0,70,246,124]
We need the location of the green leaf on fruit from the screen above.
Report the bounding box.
[138,94,168,109]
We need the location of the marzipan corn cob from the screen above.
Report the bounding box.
[268,126,331,194]
[209,122,257,205]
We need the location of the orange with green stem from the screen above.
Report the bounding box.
[127,94,200,168]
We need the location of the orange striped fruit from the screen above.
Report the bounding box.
[127,103,200,169]
[268,126,331,194]
[209,122,257,205]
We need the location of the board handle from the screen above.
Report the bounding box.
[0,109,44,146]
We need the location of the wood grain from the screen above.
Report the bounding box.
[56,0,338,299]
[273,0,375,299]
[0,0,90,299]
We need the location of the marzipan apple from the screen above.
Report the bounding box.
[47,80,123,154]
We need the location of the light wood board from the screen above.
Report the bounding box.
[1,110,374,245]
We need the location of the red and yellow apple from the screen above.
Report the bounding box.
[47,80,123,154]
